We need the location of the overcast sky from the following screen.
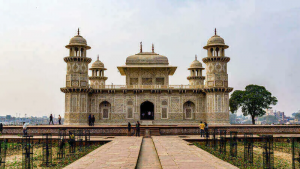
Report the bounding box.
[0,0,299,118]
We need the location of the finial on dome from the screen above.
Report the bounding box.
[195,54,197,61]
[215,28,217,35]
[97,55,99,61]
[152,43,154,53]
[78,28,80,35]
[140,42,142,53]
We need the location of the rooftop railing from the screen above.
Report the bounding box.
[91,85,204,89]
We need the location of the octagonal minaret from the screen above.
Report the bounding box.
[61,29,92,125]
[202,29,233,125]
[89,55,107,88]
[187,55,205,86]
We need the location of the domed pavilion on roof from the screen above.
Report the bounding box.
[61,29,233,125]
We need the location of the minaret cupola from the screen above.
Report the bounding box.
[187,55,205,86]
[65,28,91,57]
[89,55,108,88]
[63,29,92,88]
[202,29,230,88]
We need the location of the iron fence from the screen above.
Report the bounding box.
[42,133,52,166]
[22,135,33,169]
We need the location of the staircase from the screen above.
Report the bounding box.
[141,120,153,126]
[140,127,161,137]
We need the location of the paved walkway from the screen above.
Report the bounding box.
[64,136,143,169]
[136,138,162,169]
[63,136,238,169]
[152,136,238,169]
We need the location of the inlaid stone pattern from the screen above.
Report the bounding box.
[62,31,232,125]
[63,92,221,125]
[126,68,169,86]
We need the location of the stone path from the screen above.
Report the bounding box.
[136,138,162,169]
[152,136,238,169]
[64,136,238,169]
[64,136,143,169]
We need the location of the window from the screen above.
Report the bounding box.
[127,108,133,118]
[103,109,109,119]
[162,108,168,119]
[156,78,164,85]
[186,108,192,119]
[142,78,152,85]
[130,78,138,85]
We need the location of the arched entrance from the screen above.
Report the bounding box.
[140,101,154,120]
[99,101,111,119]
[183,101,195,119]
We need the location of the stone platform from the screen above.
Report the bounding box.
[2,124,300,137]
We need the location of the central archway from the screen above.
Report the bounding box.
[140,101,154,120]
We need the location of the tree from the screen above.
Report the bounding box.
[294,113,300,120]
[230,114,237,124]
[229,85,278,125]
[265,115,278,124]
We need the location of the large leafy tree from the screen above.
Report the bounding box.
[294,113,300,120]
[229,85,278,124]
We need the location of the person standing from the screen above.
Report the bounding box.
[204,122,209,138]
[49,114,54,125]
[92,115,95,126]
[199,121,205,137]
[23,122,29,135]
[88,114,91,126]
[0,123,3,134]
[58,115,62,125]
[127,122,131,136]
[136,121,140,137]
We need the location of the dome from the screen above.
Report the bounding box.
[203,29,229,49]
[188,55,204,70]
[190,60,202,68]
[69,35,87,45]
[207,35,225,46]
[126,52,169,65]
[91,56,105,69]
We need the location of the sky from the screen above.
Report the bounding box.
[0,0,300,118]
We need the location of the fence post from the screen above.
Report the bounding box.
[22,135,33,169]
[84,129,90,147]
[244,133,253,168]
[69,130,76,154]
[0,139,7,168]
[42,133,52,166]
[57,129,66,159]
[292,137,300,169]
[77,129,83,152]
[230,131,237,157]
[262,135,274,169]
[219,130,227,154]
[213,128,218,151]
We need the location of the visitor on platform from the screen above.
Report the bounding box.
[136,121,140,137]
[88,114,91,126]
[128,122,131,136]
[23,122,29,135]
[58,115,62,125]
[199,121,205,137]
[0,123,3,134]
[204,122,209,138]
[49,114,54,125]
[92,115,95,126]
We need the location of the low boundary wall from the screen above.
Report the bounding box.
[1,125,300,136]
